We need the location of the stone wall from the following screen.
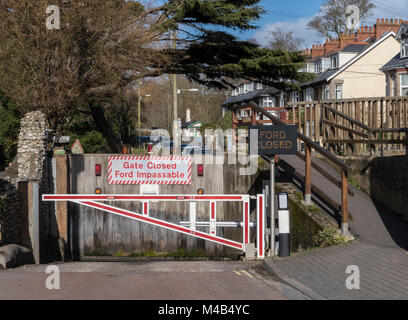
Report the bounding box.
[0,111,50,253]
[346,156,408,220]
[16,111,50,255]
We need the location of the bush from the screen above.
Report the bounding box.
[70,130,109,154]
[313,228,347,248]
[0,98,21,167]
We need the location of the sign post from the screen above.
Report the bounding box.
[249,125,297,257]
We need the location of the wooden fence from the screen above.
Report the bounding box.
[287,97,408,156]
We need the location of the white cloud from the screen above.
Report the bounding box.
[252,16,322,49]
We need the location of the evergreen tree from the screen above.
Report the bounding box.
[0,1,313,152]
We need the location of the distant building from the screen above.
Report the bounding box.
[381,23,408,96]
[296,18,405,101]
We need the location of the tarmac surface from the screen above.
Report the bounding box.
[0,260,308,300]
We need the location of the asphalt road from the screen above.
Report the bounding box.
[0,260,308,300]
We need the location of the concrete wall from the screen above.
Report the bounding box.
[333,36,400,98]
[346,156,408,220]
[68,154,258,258]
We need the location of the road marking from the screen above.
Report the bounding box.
[233,271,242,276]
[240,270,254,279]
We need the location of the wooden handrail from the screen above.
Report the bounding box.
[322,104,374,133]
[234,101,351,235]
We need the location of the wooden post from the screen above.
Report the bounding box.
[315,103,321,144]
[251,107,257,125]
[55,154,69,260]
[341,170,349,236]
[304,144,312,206]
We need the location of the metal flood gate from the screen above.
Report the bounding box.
[42,194,266,259]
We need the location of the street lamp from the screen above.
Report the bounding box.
[137,81,151,136]
[173,87,199,154]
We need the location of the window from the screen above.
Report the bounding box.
[240,110,249,117]
[315,61,322,73]
[261,96,275,108]
[323,84,331,100]
[244,82,253,93]
[391,74,397,97]
[331,55,339,69]
[401,38,408,58]
[234,87,241,96]
[256,83,263,91]
[401,74,408,96]
[292,91,300,102]
[335,84,342,99]
[305,87,314,102]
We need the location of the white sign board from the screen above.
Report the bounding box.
[108,156,192,185]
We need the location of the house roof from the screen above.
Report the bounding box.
[396,23,408,40]
[341,43,369,53]
[325,31,397,82]
[222,86,280,106]
[381,53,408,71]
[300,68,339,87]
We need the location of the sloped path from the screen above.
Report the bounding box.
[264,154,408,300]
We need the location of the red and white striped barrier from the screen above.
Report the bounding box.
[42,194,265,258]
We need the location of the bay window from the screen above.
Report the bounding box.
[401,74,408,96]
[401,38,408,58]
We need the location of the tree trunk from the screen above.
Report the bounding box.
[89,102,122,153]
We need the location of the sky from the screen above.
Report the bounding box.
[235,0,408,49]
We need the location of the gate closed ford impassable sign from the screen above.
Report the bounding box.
[249,125,297,155]
[108,156,192,185]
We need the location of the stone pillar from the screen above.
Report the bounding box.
[16,111,48,263]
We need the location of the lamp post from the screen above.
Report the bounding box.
[137,81,151,136]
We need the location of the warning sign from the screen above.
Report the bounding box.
[249,125,297,155]
[108,156,192,185]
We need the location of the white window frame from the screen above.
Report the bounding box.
[315,61,322,73]
[391,74,397,97]
[305,87,314,102]
[335,84,342,99]
[331,55,339,69]
[261,96,275,108]
[401,73,408,96]
[244,83,253,93]
[401,38,408,58]
[256,83,263,91]
[323,84,331,100]
[292,91,300,102]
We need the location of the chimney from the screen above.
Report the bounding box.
[324,38,339,55]
[339,32,357,49]
[374,17,403,40]
[311,44,324,58]
[356,26,375,42]
[186,108,191,123]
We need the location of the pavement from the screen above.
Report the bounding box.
[262,154,408,300]
[0,260,308,300]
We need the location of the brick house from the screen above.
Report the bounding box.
[291,18,405,102]
[381,23,408,96]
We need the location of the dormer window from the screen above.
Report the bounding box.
[315,61,322,73]
[331,55,339,69]
[402,38,408,58]
[244,82,253,93]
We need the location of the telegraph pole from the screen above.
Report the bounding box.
[172,31,180,155]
